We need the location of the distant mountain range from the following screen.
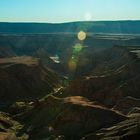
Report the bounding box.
[0,20,140,34]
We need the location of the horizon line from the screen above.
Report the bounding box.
[0,19,140,24]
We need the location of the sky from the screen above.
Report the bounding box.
[0,0,140,23]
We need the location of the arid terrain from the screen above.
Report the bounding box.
[0,21,140,140]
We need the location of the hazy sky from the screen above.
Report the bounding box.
[0,0,140,23]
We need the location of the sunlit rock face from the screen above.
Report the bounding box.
[18,96,126,140]
[82,114,140,140]
[0,111,26,140]
[50,55,60,63]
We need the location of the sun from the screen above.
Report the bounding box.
[77,31,86,41]
[85,12,92,21]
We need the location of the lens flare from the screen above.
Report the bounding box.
[77,31,86,41]
[68,58,77,72]
[73,43,83,54]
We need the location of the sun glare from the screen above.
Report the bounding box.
[85,12,92,21]
[68,57,77,72]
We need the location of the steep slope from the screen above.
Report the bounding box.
[82,114,140,140]
[0,111,28,140]
[72,45,135,77]
[113,96,140,115]
[62,46,140,107]
[0,56,61,105]
[16,96,126,140]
